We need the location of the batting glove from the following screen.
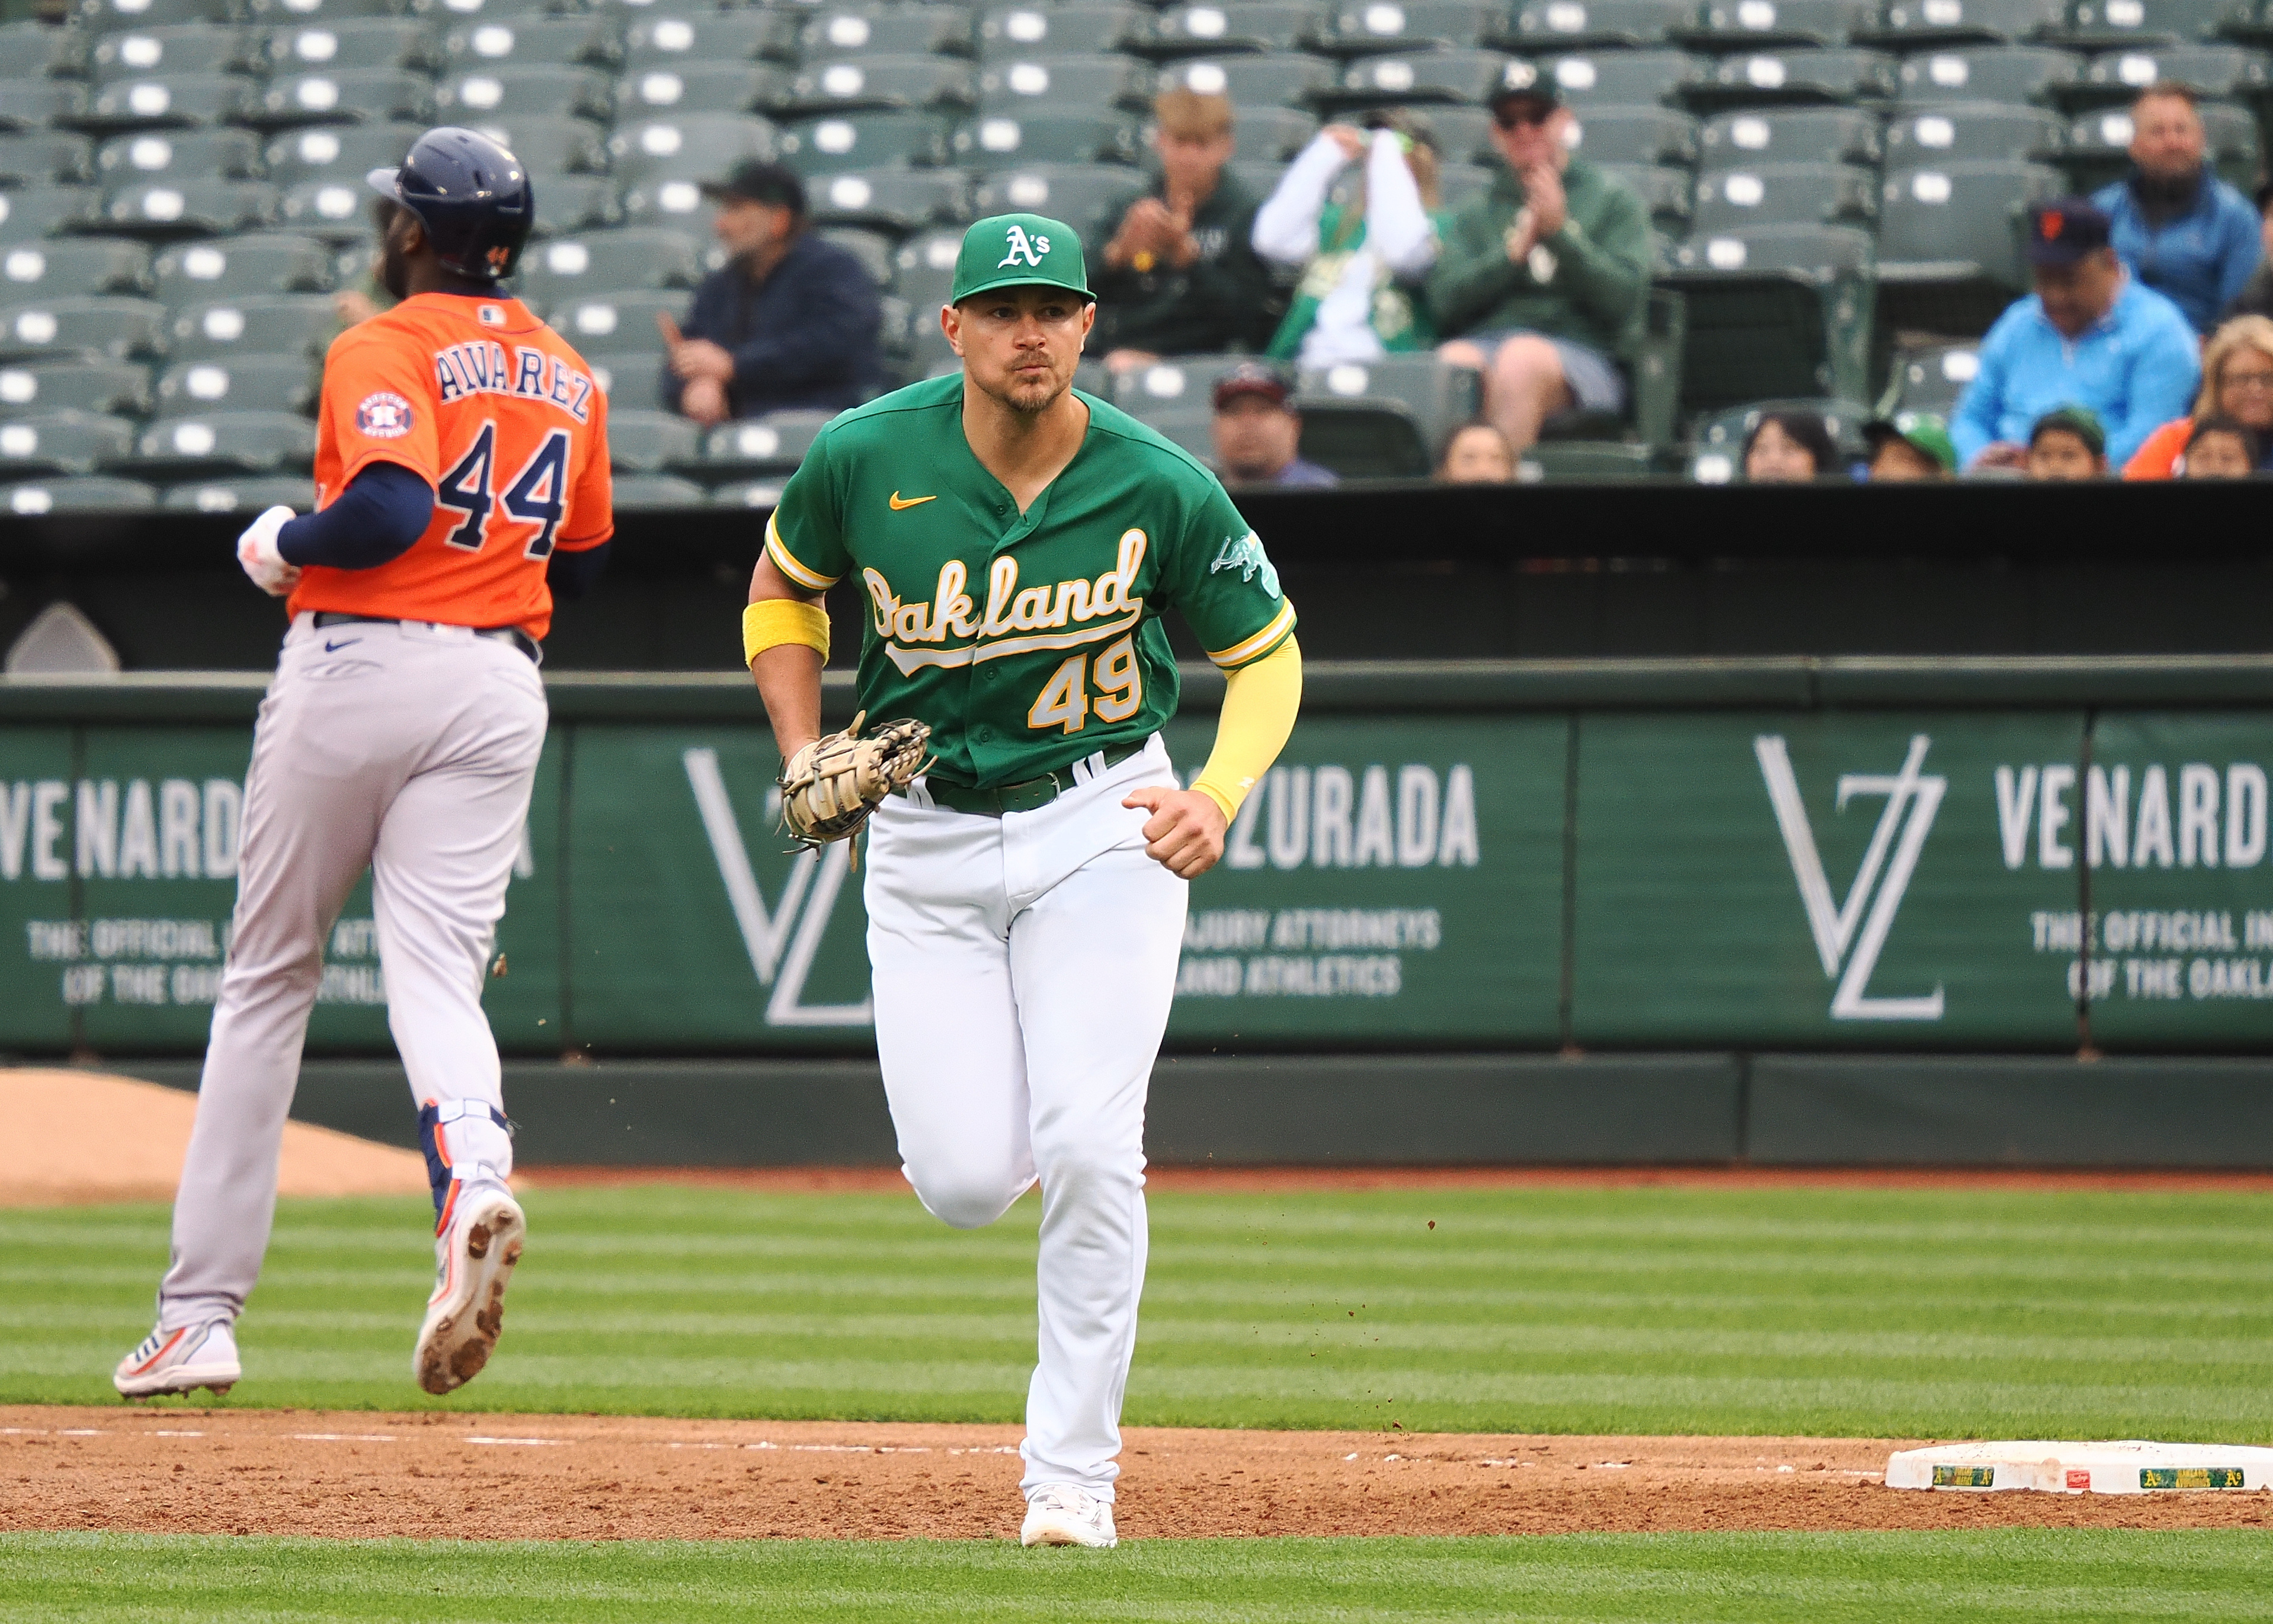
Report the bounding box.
[235,504,302,597]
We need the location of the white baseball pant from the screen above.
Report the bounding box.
[158,613,546,1332]
[863,735,1187,1503]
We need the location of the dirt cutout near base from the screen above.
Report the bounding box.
[5,1407,2268,1542]
[0,1069,427,1207]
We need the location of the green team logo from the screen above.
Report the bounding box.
[1209,531,1279,598]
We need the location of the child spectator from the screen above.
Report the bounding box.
[2025,406,2108,480]
[1438,420,1516,482]
[2176,415,2259,478]
[1743,410,1837,482]
[2122,314,2273,477]
[1862,413,1957,481]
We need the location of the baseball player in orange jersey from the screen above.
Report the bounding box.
[114,129,613,1401]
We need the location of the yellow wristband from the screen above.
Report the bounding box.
[742,599,830,668]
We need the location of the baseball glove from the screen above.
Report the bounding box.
[778,710,932,854]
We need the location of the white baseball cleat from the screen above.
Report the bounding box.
[114,1319,239,1399]
[1020,1483,1118,1548]
[414,1181,524,1396]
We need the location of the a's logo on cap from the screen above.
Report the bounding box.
[356,390,413,438]
[997,222,1051,268]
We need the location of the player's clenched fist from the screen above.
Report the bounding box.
[235,504,301,597]
[1123,786,1228,879]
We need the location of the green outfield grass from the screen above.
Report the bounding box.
[4,1184,2272,1439]
[4,1530,2271,1623]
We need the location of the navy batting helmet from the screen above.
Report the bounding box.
[366,126,533,284]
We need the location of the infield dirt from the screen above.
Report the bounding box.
[6,1407,2268,1541]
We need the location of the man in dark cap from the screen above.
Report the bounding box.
[656,159,884,426]
[1209,361,1337,486]
[1951,198,2198,470]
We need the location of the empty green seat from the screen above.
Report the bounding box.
[604,407,702,473]
[1881,338,1981,414]
[1689,47,1900,105]
[1602,161,1696,233]
[773,112,953,174]
[822,226,896,290]
[153,355,316,418]
[1884,101,2066,166]
[802,5,978,58]
[79,0,230,28]
[1158,53,1340,104]
[894,228,964,309]
[3,475,158,511]
[607,115,777,187]
[0,411,138,475]
[1317,1,1501,54]
[262,123,424,187]
[517,230,703,316]
[0,132,97,187]
[1538,49,1712,104]
[162,474,313,511]
[613,473,710,509]
[1568,103,1703,165]
[441,15,618,71]
[1699,106,1882,168]
[97,127,263,185]
[1692,162,1875,233]
[780,56,979,116]
[2061,0,2248,44]
[404,0,571,20]
[461,116,609,178]
[1337,47,1518,104]
[705,411,834,473]
[0,296,165,361]
[585,348,664,404]
[1663,223,1876,411]
[1502,0,1696,47]
[530,176,625,241]
[1865,0,2066,41]
[623,12,793,70]
[1294,353,1481,457]
[711,478,789,508]
[978,4,1150,58]
[1111,353,1266,413]
[1682,0,1880,45]
[104,177,279,233]
[276,178,383,241]
[972,164,1148,241]
[152,236,330,313]
[807,168,974,232]
[0,84,90,132]
[277,18,447,74]
[620,63,792,121]
[2070,43,2271,104]
[84,73,262,130]
[976,53,1156,113]
[168,293,337,360]
[0,19,89,79]
[258,69,437,127]
[0,238,152,300]
[0,187,103,242]
[556,289,684,355]
[1147,2,1330,55]
[438,65,613,124]
[1896,45,2085,102]
[1876,157,2062,288]
[90,24,254,79]
[0,359,150,417]
[241,0,402,21]
[955,110,1141,167]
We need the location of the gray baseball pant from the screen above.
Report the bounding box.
[158,614,546,1332]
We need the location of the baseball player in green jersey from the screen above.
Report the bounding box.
[742,213,1304,1548]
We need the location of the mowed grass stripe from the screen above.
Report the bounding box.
[4,1186,2271,1436]
[4,1532,2271,1623]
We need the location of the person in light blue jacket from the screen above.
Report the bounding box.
[2091,82,2260,335]
[1951,200,2201,470]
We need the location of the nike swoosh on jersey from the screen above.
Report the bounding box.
[323,638,361,652]
[888,492,936,510]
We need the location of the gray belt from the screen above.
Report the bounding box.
[311,611,539,664]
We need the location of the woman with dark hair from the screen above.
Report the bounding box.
[1741,410,1839,482]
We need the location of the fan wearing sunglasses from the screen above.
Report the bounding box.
[1427,66,1651,456]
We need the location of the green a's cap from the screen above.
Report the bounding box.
[950,213,1093,305]
[2030,403,2105,457]
[1865,411,1957,472]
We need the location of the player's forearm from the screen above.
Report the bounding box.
[746,553,828,753]
[1191,636,1302,819]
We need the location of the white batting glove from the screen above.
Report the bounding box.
[235,504,302,597]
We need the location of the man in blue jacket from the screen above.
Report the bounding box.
[657,160,885,425]
[2091,82,2259,335]
[1952,200,2200,470]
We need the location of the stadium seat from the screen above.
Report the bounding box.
[619,64,792,121]
[1863,0,2066,42]
[95,127,262,185]
[1436,158,1495,207]
[971,164,1149,240]
[555,288,683,354]
[83,73,263,130]
[1691,162,1875,234]
[2,475,158,511]
[1502,0,1693,47]
[975,53,1157,113]
[438,66,613,124]
[161,474,313,511]
[1686,396,1869,480]
[954,111,1141,168]
[780,56,979,117]
[403,0,572,20]
[1698,107,1881,169]
[586,348,665,404]
[258,69,437,127]
[1334,49,1519,106]
[1565,103,1702,166]
[276,177,384,241]
[0,296,165,361]
[1518,439,1658,479]
[1877,158,2063,288]
[1677,0,1881,46]
[1883,102,2066,168]
[240,0,404,21]
[894,226,963,308]
[0,238,153,300]
[2060,0,2247,46]
[0,411,138,476]
[1156,53,1340,105]
[1315,1,1500,55]
[104,178,279,234]
[704,410,833,474]
[802,5,978,58]
[821,225,896,289]
[152,355,318,417]
[1895,46,2085,103]
[78,0,231,30]
[275,18,447,75]
[1394,101,1493,161]
[461,116,609,178]
[772,113,953,175]
[1111,353,1265,414]
[1294,354,1481,457]
[2060,97,2256,187]
[441,16,619,72]
[977,5,1150,59]
[0,19,90,79]
[1663,223,1875,412]
[167,293,337,360]
[89,24,255,79]
[1881,337,1981,415]
[1538,50,1711,105]
[605,406,701,472]
[2071,43,2271,104]
[1119,399,1216,458]
[622,12,792,71]
[516,229,703,315]
[710,477,789,508]
[1146,2,1329,55]
[613,473,710,508]
[806,167,974,232]
[1232,104,1324,161]
[0,359,151,417]
[0,187,104,242]
[149,239,324,306]
[1688,47,1901,107]
[607,116,776,189]
[0,84,89,133]
[528,174,625,238]
[262,123,424,188]
[0,132,98,187]
[126,409,317,472]
[1603,161,1696,233]
[1228,157,1298,201]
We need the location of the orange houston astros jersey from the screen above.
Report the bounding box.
[287,291,614,642]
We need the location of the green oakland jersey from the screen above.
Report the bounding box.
[766,373,1296,788]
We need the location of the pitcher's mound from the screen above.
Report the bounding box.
[0,1068,427,1206]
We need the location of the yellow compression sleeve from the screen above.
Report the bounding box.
[1192,636,1302,821]
[742,598,831,669]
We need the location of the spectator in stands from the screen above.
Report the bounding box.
[1429,68,1651,455]
[1952,201,2199,471]
[1861,412,1956,482]
[1741,409,1837,482]
[656,161,883,428]
[2025,406,2108,481]
[2175,415,2259,478]
[2093,83,2259,335]
[1252,112,1443,367]
[2221,180,2273,319]
[1091,89,1278,371]
[2124,314,2273,477]
[1438,420,1516,483]
[1209,361,1337,487]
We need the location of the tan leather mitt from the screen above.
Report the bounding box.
[778,710,932,850]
